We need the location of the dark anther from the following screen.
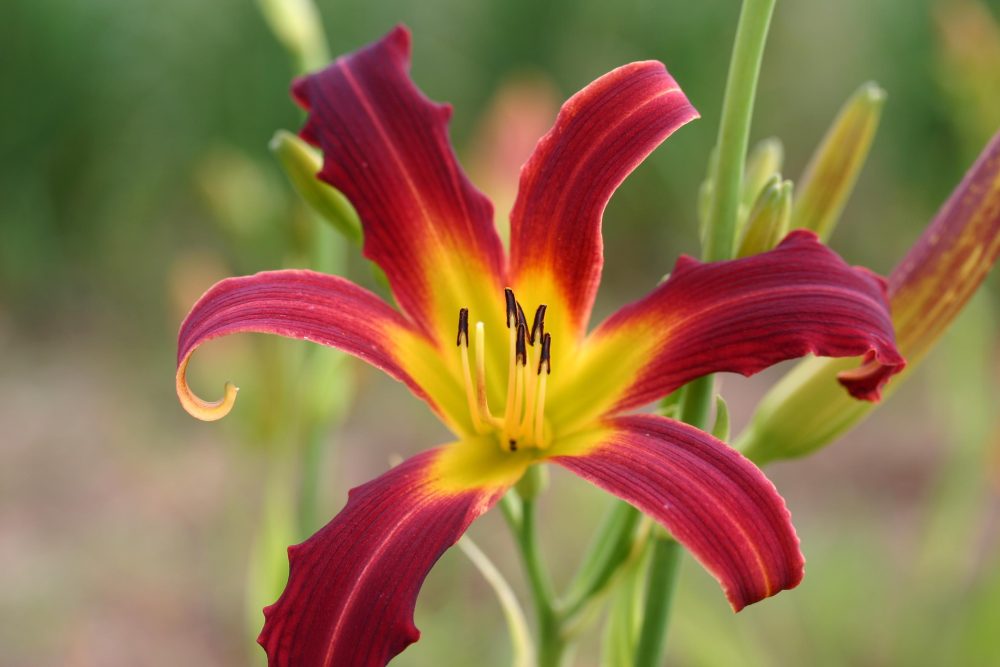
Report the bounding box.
[516,301,527,330]
[504,288,517,328]
[508,439,518,452]
[537,333,552,375]
[457,308,469,347]
[515,323,527,365]
[529,305,547,345]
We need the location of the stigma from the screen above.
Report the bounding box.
[457,289,552,452]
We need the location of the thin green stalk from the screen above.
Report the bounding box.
[502,492,566,667]
[678,374,715,431]
[637,1,776,663]
[522,500,564,666]
[633,535,682,667]
[702,0,776,262]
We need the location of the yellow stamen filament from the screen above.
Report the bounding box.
[457,294,551,451]
[534,370,548,447]
[175,355,239,422]
[508,361,524,439]
[459,334,486,433]
[475,322,503,428]
[503,325,518,427]
[520,345,538,436]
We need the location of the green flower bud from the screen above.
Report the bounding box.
[792,82,886,240]
[739,129,1000,464]
[741,136,784,215]
[270,130,363,245]
[736,176,792,257]
[257,0,330,73]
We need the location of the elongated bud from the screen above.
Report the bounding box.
[792,82,886,240]
[738,129,1000,464]
[737,177,792,257]
[257,0,330,73]
[270,130,363,244]
[741,137,784,214]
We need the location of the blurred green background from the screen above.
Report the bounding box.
[2,0,999,665]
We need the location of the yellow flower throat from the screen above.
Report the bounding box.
[457,288,551,452]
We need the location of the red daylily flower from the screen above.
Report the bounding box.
[176,26,905,666]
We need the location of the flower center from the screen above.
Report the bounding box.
[457,288,552,452]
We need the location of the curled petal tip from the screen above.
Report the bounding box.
[175,356,238,422]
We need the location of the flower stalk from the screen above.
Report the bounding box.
[642,0,776,662]
[701,0,777,262]
[633,533,683,667]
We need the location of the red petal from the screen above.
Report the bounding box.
[552,414,804,611]
[176,270,435,420]
[258,447,507,666]
[293,26,507,344]
[509,61,698,339]
[573,230,904,420]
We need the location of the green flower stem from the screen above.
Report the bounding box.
[702,0,776,262]
[633,534,682,667]
[504,493,565,667]
[638,0,776,663]
[678,374,715,431]
[522,500,563,666]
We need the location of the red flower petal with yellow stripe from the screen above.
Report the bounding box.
[292,26,507,348]
[258,445,515,666]
[175,25,907,666]
[552,414,803,611]
[509,59,699,343]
